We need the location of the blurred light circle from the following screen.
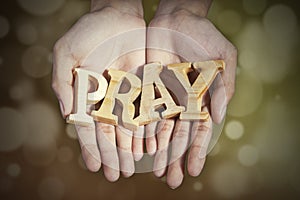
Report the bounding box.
[0,16,9,38]
[16,23,37,45]
[57,146,73,163]
[258,55,291,83]
[225,120,244,140]
[236,20,293,83]
[38,177,64,200]
[236,20,267,52]
[275,94,281,101]
[21,45,51,78]
[263,4,297,38]
[17,0,65,16]
[239,49,257,70]
[217,10,242,35]
[228,70,263,117]
[21,101,61,148]
[255,101,296,164]
[6,163,21,177]
[243,0,267,15]
[211,162,249,198]
[9,79,35,101]
[0,107,28,152]
[238,145,259,167]
[193,181,203,191]
[65,124,77,140]
[152,5,158,12]
[23,139,57,166]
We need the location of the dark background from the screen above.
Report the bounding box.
[0,0,300,199]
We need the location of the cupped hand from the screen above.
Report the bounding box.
[146,9,237,188]
[52,5,146,181]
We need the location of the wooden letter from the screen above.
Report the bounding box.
[168,60,225,120]
[91,69,141,131]
[137,63,184,125]
[67,68,108,126]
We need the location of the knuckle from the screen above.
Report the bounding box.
[97,123,114,134]
[161,123,172,133]
[190,145,202,153]
[77,125,95,133]
[157,132,170,142]
[175,129,188,139]
[51,81,57,91]
[53,39,63,52]
[118,145,131,152]
[158,120,174,133]
[51,80,60,92]
[232,45,238,56]
[229,87,235,100]
[195,124,210,133]
[226,84,235,101]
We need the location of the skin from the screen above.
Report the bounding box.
[52,0,145,181]
[52,0,237,188]
[146,0,237,189]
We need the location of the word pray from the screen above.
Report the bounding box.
[67,60,225,131]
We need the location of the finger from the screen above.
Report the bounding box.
[166,153,186,189]
[211,47,237,124]
[187,107,212,177]
[145,122,157,156]
[96,123,120,182]
[132,126,144,161]
[116,126,135,178]
[169,120,190,165]
[75,124,101,172]
[153,119,174,177]
[52,42,77,117]
[166,120,190,189]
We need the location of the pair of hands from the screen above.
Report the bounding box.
[52,0,237,189]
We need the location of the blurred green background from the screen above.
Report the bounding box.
[0,0,300,199]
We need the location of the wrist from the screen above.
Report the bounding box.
[90,0,144,18]
[154,0,212,18]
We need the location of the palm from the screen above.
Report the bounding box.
[146,10,237,188]
[52,7,146,181]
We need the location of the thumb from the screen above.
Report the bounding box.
[211,48,237,124]
[52,43,77,118]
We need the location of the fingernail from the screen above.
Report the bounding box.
[170,186,177,190]
[82,145,101,172]
[199,147,207,159]
[134,153,143,161]
[85,145,101,162]
[59,101,65,117]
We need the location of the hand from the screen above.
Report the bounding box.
[146,0,237,189]
[52,0,146,181]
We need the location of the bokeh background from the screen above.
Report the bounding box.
[0,0,300,199]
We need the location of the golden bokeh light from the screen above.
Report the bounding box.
[0,108,28,152]
[225,120,244,140]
